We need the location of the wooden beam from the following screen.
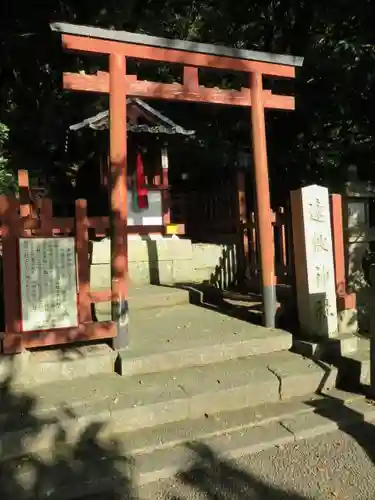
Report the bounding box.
[183,66,199,92]
[62,34,296,78]
[63,72,295,110]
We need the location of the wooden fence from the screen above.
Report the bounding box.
[171,172,294,287]
[0,162,185,353]
[0,196,120,353]
[244,206,293,286]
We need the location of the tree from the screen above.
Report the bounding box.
[0,122,17,195]
[1,0,375,200]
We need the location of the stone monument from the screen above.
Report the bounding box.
[291,185,338,337]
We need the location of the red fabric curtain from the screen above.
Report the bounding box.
[135,151,149,209]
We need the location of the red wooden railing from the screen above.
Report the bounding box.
[0,196,118,353]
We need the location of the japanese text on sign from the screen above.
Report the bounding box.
[300,185,338,336]
[19,237,78,332]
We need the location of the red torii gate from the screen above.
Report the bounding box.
[51,22,303,348]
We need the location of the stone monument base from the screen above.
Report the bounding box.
[338,308,358,335]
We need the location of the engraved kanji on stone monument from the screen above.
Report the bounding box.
[291,185,338,337]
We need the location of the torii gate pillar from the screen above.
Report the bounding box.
[109,53,129,348]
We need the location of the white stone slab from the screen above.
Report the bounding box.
[292,185,338,337]
[18,237,78,332]
[142,216,163,225]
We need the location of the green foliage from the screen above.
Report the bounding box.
[1,0,375,199]
[0,123,17,195]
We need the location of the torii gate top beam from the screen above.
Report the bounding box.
[51,23,303,109]
[51,22,303,76]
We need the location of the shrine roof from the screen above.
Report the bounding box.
[69,98,195,136]
[51,22,303,68]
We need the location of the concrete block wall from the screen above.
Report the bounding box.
[90,237,239,289]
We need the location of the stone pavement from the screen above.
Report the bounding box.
[2,385,375,500]
[0,285,372,499]
[138,419,375,500]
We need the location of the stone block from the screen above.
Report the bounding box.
[155,238,193,261]
[192,243,223,268]
[324,334,359,357]
[1,346,115,387]
[128,260,175,285]
[292,339,325,359]
[60,355,114,382]
[293,333,359,362]
[92,238,153,265]
[90,260,177,287]
[338,308,358,334]
[128,261,149,285]
[90,263,111,290]
[157,261,174,284]
[91,238,110,265]
[291,185,338,338]
[192,267,216,283]
[192,243,237,269]
[267,350,338,399]
[281,412,340,441]
[0,351,31,384]
[172,259,194,283]
[117,328,292,377]
[128,239,149,262]
[94,302,111,322]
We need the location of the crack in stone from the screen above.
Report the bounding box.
[278,420,296,439]
[178,384,190,396]
[267,365,283,400]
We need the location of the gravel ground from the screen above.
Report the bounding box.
[137,421,375,500]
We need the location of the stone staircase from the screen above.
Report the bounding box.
[0,285,371,499]
[335,337,371,388]
[293,332,371,390]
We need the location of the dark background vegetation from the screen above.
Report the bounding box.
[1,0,374,202]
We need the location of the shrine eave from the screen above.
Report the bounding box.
[50,22,304,68]
[69,98,195,136]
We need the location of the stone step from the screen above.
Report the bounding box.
[292,333,360,360]
[0,350,338,461]
[133,395,375,487]
[337,339,370,387]
[0,344,116,388]
[0,305,292,386]
[95,285,190,319]
[111,351,338,434]
[3,389,373,498]
[116,304,293,376]
[293,335,372,390]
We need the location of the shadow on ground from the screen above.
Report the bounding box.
[183,283,264,326]
[159,281,298,332]
[308,390,375,467]
[157,282,264,326]
[168,442,307,500]
[4,346,375,499]
[0,359,136,500]
[0,364,313,500]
